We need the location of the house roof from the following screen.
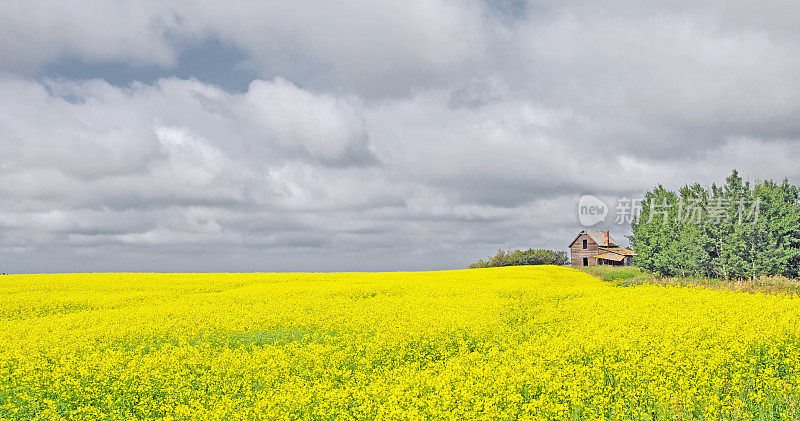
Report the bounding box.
[592,252,626,262]
[568,229,619,247]
[598,246,636,256]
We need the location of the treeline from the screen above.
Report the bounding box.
[470,248,568,269]
[631,170,800,279]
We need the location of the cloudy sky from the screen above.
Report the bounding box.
[2,1,800,273]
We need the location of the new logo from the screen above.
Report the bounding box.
[578,195,608,226]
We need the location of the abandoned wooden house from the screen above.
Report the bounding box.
[568,229,636,267]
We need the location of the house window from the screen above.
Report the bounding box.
[582,239,587,249]
[582,257,588,266]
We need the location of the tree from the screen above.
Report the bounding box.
[469,248,569,268]
[630,170,800,279]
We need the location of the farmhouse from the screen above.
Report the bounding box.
[568,229,636,267]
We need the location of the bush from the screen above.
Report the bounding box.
[469,248,569,268]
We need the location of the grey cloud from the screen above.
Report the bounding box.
[4,0,493,97]
[40,39,258,93]
[0,2,181,74]
[448,75,510,109]
[483,0,529,21]
[3,1,800,272]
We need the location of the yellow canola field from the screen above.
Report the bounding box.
[2,266,800,420]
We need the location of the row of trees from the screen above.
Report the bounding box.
[469,248,569,268]
[630,170,800,279]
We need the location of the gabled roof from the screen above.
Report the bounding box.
[568,229,619,247]
[592,252,626,262]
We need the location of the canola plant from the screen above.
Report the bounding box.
[1,266,800,420]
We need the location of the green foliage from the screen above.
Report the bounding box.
[579,266,649,284]
[469,248,569,269]
[631,170,800,279]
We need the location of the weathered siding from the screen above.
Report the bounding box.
[570,233,600,267]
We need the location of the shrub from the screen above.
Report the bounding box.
[469,248,569,268]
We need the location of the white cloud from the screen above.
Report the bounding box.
[154,127,227,185]
[244,79,375,165]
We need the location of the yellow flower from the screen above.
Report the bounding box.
[1,266,800,419]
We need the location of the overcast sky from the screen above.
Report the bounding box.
[2,1,800,273]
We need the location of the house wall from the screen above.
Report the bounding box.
[570,233,600,267]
